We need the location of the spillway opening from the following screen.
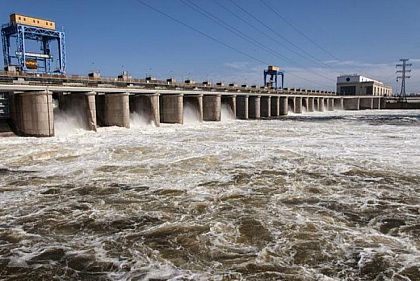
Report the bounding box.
[54,93,92,135]
[221,96,236,121]
[183,96,201,124]
[302,98,308,112]
[288,97,295,112]
[129,95,156,127]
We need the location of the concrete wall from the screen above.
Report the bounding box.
[360,97,373,110]
[236,95,248,119]
[279,96,288,115]
[260,96,271,118]
[249,96,261,119]
[343,97,360,110]
[203,95,221,121]
[160,94,183,124]
[270,96,279,117]
[102,93,130,128]
[10,91,54,137]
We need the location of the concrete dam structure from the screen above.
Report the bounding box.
[0,74,384,137]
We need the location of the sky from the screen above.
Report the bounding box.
[1,0,420,92]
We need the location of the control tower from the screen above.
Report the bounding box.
[1,14,66,74]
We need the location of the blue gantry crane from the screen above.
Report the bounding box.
[264,65,284,89]
[1,14,66,74]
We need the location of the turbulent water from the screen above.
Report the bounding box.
[0,110,419,281]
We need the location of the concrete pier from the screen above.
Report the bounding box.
[100,93,130,128]
[59,92,97,131]
[129,94,160,126]
[203,95,221,121]
[307,97,315,112]
[248,95,261,119]
[279,96,288,116]
[294,97,303,113]
[160,94,183,124]
[260,96,271,118]
[343,97,360,110]
[360,98,373,110]
[270,96,280,117]
[236,95,248,120]
[10,90,54,137]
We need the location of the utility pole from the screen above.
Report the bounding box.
[396,58,412,103]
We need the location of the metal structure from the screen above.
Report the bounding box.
[264,65,284,89]
[396,58,412,103]
[1,15,66,74]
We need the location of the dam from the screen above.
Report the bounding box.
[0,73,384,137]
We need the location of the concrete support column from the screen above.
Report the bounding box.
[373,97,381,110]
[249,95,261,119]
[103,93,130,128]
[203,95,221,121]
[85,92,97,131]
[343,97,360,110]
[236,95,248,120]
[319,97,325,111]
[160,94,183,124]
[11,90,54,137]
[279,96,288,116]
[149,94,160,126]
[260,96,271,118]
[294,97,303,113]
[327,98,335,111]
[360,98,374,110]
[307,97,315,112]
[270,96,280,117]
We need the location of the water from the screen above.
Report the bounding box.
[0,110,419,281]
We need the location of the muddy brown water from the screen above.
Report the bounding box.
[0,110,419,280]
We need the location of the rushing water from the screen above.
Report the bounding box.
[0,110,419,281]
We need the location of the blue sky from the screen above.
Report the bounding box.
[1,0,420,92]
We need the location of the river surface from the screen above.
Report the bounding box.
[0,110,419,281]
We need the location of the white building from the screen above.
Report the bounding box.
[337,75,392,96]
